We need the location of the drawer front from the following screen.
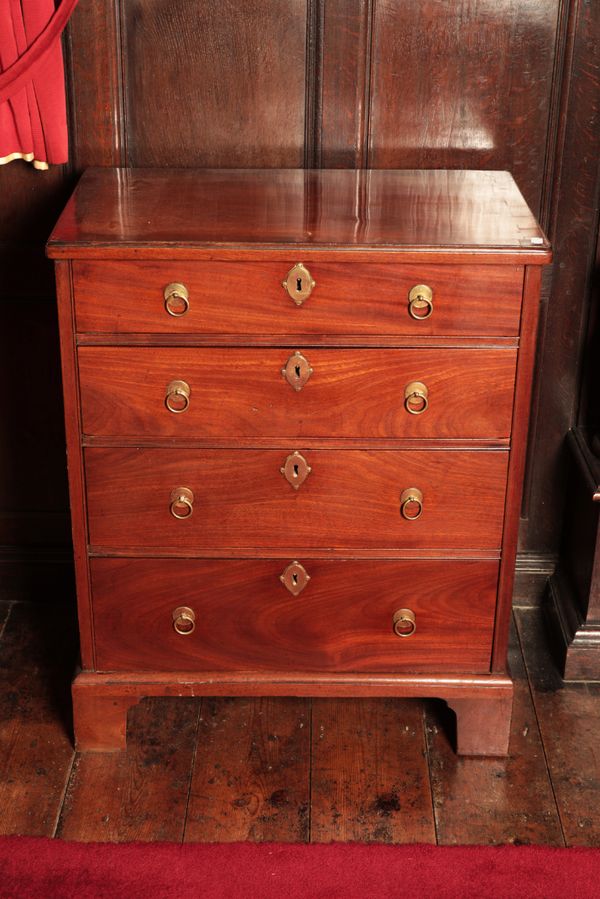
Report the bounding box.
[91,558,498,674]
[73,261,524,337]
[78,347,517,439]
[85,448,508,550]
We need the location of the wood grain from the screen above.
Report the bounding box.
[47,169,550,260]
[52,167,548,758]
[65,0,124,169]
[85,448,508,551]
[57,698,200,841]
[90,558,499,674]
[184,697,310,842]
[319,0,371,167]
[310,698,435,842]
[78,347,518,440]
[72,260,524,338]
[121,1,308,168]
[426,619,563,845]
[368,0,560,211]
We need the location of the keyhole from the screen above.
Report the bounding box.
[296,277,303,292]
[295,364,301,379]
[293,464,299,479]
[292,573,298,586]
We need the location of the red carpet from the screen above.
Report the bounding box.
[1,838,600,898]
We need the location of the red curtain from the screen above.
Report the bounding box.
[0,0,79,169]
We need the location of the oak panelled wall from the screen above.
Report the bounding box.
[1,0,599,599]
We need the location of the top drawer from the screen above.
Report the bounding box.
[72,261,524,338]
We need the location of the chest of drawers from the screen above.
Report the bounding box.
[47,168,550,755]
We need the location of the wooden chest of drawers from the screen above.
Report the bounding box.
[47,168,550,755]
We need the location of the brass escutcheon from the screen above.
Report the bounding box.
[280,560,311,596]
[408,284,433,320]
[282,351,313,391]
[400,487,424,520]
[165,379,190,413]
[170,486,194,519]
[282,263,316,306]
[164,282,190,317]
[280,451,312,489]
[393,608,416,638]
[404,380,428,415]
[172,605,196,635]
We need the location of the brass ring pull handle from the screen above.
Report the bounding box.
[172,606,196,635]
[393,608,416,638]
[170,487,194,519]
[408,284,433,320]
[404,381,428,415]
[165,379,190,413]
[282,263,316,306]
[400,487,424,520]
[164,282,190,317]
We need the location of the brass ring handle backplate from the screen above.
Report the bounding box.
[282,263,315,305]
[173,605,196,635]
[165,379,190,413]
[393,608,416,638]
[400,487,424,520]
[164,282,190,317]
[170,487,194,519]
[408,284,433,320]
[404,380,429,415]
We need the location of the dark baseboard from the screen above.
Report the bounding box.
[513,552,557,608]
[545,570,600,682]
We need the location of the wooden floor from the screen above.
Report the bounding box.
[1,597,600,845]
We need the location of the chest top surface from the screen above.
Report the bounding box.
[47,168,550,262]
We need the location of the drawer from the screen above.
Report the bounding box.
[85,448,508,550]
[73,260,524,337]
[90,558,499,674]
[78,347,517,439]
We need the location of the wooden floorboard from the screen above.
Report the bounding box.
[184,697,310,842]
[425,617,564,846]
[310,698,435,843]
[56,697,201,842]
[4,601,600,844]
[0,602,75,837]
[516,606,600,847]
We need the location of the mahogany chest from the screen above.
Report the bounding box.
[47,168,550,754]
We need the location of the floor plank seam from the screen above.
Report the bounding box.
[52,751,77,839]
[181,699,204,844]
[513,610,567,847]
[0,601,14,643]
[422,701,440,846]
